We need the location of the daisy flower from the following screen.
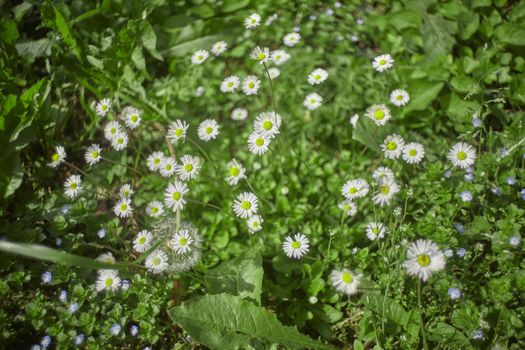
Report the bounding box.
[95,270,121,292]
[447,142,476,169]
[283,32,301,47]
[247,215,263,233]
[304,93,323,110]
[96,98,111,116]
[191,49,209,65]
[250,46,271,64]
[211,40,227,56]
[159,157,177,178]
[167,120,189,144]
[372,167,395,184]
[119,183,134,198]
[402,142,425,164]
[244,13,261,29]
[268,67,280,79]
[220,76,241,93]
[170,229,194,254]
[338,200,357,216]
[48,145,66,168]
[307,68,328,85]
[242,75,261,95]
[282,233,309,258]
[226,159,246,186]
[164,181,188,211]
[342,179,369,200]
[366,104,391,126]
[104,121,123,141]
[64,175,82,198]
[145,250,169,274]
[175,155,201,181]
[111,131,128,151]
[85,144,102,166]
[373,180,400,207]
[381,134,405,159]
[248,132,271,155]
[390,89,410,106]
[365,222,386,240]
[231,108,248,121]
[330,269,361,295]
[146,200,164,217]
[96,252,115,264]
[372,54,394,72]
[121,106,142,129]
[405,239,445,281]
[233,192,259,218]
[146,151,164,172]
[198,120,220,143]
[254,111,282,138]
[133,230,153,253]
[271,50,290,65]
[114,198,133,218]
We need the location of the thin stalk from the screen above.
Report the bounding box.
[418,279,430,350]
[102,157,145,177]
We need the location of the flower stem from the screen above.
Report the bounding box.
[418,279,430,350]
[102,157,145,177]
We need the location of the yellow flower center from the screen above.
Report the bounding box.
[71,183,77,189]
[387,141,397,150]
[154,158,161,164]
[120,204,128,211]
[153,257,160,265]
[227,82,234,87]
[380,185,390,195]
[206,126,213,134]
[255,138,264,146]
[457,151,466,160]
[172,192,181,200]
[179,238,187,246]
[241,201,251,210]
[184,164,193,172]
[92,151,99,158]
[374,110,385,120]
[315,74,321,80]
[396,95,404,100]
[257,52,266,60]
[197,55,203,60]
[165,165,172,170]
[139,237,146,245]
[175,129,183,137]
[409,149,417,156]
[248,82,255,88]
[417,254,431,267]
[379,59,386,65]
[229,167,240,177]
[52,153,59,161]
[342,272,353,283]
[102,105,108,111]
[105,278,113,286]
[117,138,123,144]
[151,207,158,213]
[349,187,357,194]
[291,241,301,249]
[131,115,138,122]
[262,120,273,130]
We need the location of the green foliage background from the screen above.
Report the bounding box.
[1,0,524,349]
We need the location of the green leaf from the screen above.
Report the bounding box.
[204,250,263,304]
[427,322,471,348]
[139,21,163,61]
[15,38,52,63]
[169,294,334,350]
[421,13,457,57]
[42,1,82,59]
[404,80,444,113]
[458,12,479,40]
[352,116,391,153]
[221,0,251,13]
[166,34,228,57]
[495,22,525,46]
[0,241,131,270]
[1,19,20,44]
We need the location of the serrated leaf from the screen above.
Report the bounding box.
[169,294,334,350]
[204,250,263,304]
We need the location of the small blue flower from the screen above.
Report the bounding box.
[465,167,475,174]
[97,228,106,239]
[471,115,482,128]
[292,26,300,32]
[60,204,71,214]
[506,177,516,185]
[490,187,501,196]
[121,279,130,291]
[40,335,51,348]
[521,189,525,201]
[75,334,84,346]
[30,345,41,350]
[55,237,62,246]
[454,222,465,234]
[41,271,52,285]
[471,329,484,340]
[509,236,521,247]
[335,1,342,8]
[326,8,334,16]
[59,289,68,303]
[499,148,509,157]
[443,170,452,178]
[444,249,454,258]
[130,324,139,336]
[447,287,461,300]
[464,173,474,182]
[309,14,317,21]
[456,248,466,258]
[460,190,473,202]
[69,302,79,314]
[110,323,122,336]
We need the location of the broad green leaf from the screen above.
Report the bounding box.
[421,13,457,57]
[166,34,230,57]
[15,38,52,62]
[221,0,251,13]
[0,241,131,270]
[427,322,471,349]
[404,80,444,113]
[41,1,82,59]
[204,250,263,304]
[352,116,392,153]
[495,22,525,46]
[1,19,19,44]
[139,21,163,61]
[169,293,334,350]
